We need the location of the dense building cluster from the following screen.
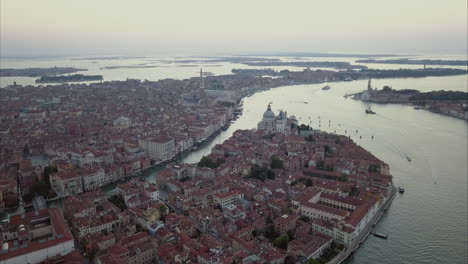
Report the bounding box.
[145,106,393,263]
[0,69,337,211]
[0,70,396,263]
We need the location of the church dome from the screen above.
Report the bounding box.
[263,104,275,119]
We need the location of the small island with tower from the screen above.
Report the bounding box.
[353,79,468,120]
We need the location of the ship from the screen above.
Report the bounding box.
[365,107,376,114]
[322,85,331,90]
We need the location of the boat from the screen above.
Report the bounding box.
[413,106,425,110]
[322,85,331,90]
[373,232,388,239]
[398,187,405,193]
[365,107,376,114]
[404,153,411,162]
[233,107,243,116]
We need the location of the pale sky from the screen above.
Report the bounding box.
[1,0,467,57]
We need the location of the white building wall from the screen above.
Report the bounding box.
[0,240,74,264]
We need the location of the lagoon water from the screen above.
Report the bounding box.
[1,56,467,263]
[181,77,468,264]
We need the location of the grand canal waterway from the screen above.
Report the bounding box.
[179,77,468,264]
[1,56,467,263]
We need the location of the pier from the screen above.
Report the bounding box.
[344,92,361,98]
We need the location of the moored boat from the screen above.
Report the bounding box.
[373,232,388,239]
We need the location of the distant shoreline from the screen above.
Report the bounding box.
[35,74,103,83]
[0,67,85,77]
[356,59,468,66]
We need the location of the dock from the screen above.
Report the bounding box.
[372,232,388,239]
[344,92,361,98]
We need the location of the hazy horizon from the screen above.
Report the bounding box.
[1,0,467,58]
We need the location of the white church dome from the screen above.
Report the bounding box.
[263,104,275,119]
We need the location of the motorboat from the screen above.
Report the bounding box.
[365,107,376,114]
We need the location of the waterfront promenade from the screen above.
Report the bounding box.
[328,186,397,264]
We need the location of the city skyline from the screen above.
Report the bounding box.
[1,0,467,57]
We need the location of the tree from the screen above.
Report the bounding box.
[159,204,168,216]
[284,255,296,264]
[252,230,259,237]
[266,215,273,224]
[308,259,322,264]
[382,86,392,92]
[270,156,283,169]
[160,183,169,192]
[180,176,190,182]
[197,156,224,169]
[338,174,348,182]
[214,204,223,211]
[321,247,335,259]
[316,160,325,170]
[335,137,341,145]
[349,186,360,197]
[135,224,145,233]
[324,145,331,154]
[249,165,275,182]
[293,178,313,187]
[108,194,127,211]
[273,233,289,250]
[42,166,57,188]
[23,180,50,203]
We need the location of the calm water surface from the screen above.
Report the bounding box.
[181,77,468,264]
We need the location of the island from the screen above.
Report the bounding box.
[168,57,281,64]
[353,81,468,120]
[242,52,400,58]
[71,56,146,60]
[35,74,103,83]
[100,65,158,69]
[0,67,86,77]
[336,68,467,79]
[231,67,467,81]
[239,61,368,70]
[356,59,468,66]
